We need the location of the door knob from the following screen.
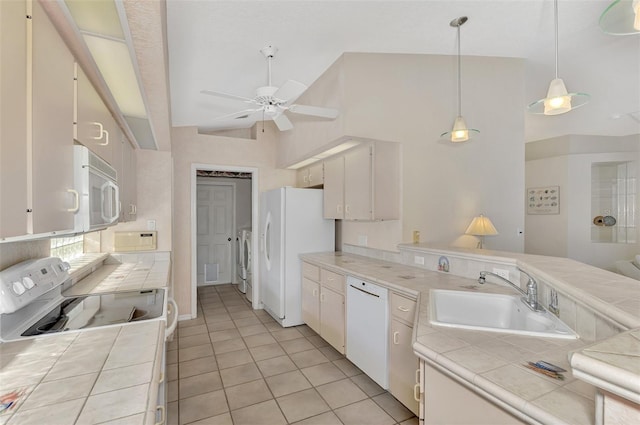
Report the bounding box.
[228,237,232,241]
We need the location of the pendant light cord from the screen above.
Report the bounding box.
[554,0,559,79]
[457,24,462,116]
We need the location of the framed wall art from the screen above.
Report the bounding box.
[527,186,560,215]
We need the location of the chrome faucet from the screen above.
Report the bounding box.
[478,269,543,312]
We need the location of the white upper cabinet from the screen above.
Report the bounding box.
[120,138,137,222]
[75,65,119,166]
[1,0,76,239]
[297,161,324,188]
[323,141,400,221]
[323,155,345,219]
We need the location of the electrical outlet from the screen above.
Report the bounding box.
[414,256,425,265]
[493,268,509,280]
[147,220,156,231]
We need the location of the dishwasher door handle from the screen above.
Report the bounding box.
[349,284,380,298]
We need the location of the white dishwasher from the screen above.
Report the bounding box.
[346,276,389,389]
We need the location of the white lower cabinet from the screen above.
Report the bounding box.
[301,262,346,354]
[421,360,527,425]
[389,293,419,415]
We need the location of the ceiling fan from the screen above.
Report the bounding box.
[201,45,339,131]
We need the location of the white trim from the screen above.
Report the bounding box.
[190,164,259,319]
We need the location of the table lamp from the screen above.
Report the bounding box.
[465,214,498,249]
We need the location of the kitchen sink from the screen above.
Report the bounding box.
[429,289,578,339]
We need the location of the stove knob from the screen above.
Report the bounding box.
[22,277,35,289]
[12,281,26,296]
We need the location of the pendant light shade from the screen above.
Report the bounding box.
[599,0,640,35]
[527,0,590,115]
[441,16,478,143]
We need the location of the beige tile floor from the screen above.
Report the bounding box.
[166,284,419,425]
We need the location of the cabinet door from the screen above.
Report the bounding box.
[344,145,372,220]
[320,286,345,354]
[75,65,114,164]
[323,156,344,219]
[296,168,309,188]
[302,277,320,334]
[389,319,419,415]
[30,0,76,235]
[121,138,137,221]
[307,162,323,187]
[0,0,29,238]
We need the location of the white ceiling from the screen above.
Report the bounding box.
[165,1,640,140]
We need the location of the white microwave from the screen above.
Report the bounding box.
[73,145,119,233]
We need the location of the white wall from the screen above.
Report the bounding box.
[279,52,526,253]
[526,134,640,270]
[171,125,296,315]
[101,150,173,252]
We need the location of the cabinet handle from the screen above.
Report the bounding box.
[337,205,342,213]
[158,372,164,384]
[312,288,318,297]
[129,204,137,215]
[327,277,334,281]
[98,129,109,146]
[154,405,165,425]
[393,331,399,345]
[413,383,421,402]
[66,189,79,212]
[90,122,104,140]
[397,306,410,312]
[345,205,350,213]
[415,368,420,384]
[320,293,325,302]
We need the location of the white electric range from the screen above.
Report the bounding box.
[0,257,167,342]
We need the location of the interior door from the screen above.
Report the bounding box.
[196,184,234,286]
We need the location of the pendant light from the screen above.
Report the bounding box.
[528,0,590,115]
[599,0,640,35]
[441,16,478,143]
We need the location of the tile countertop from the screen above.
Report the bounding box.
[570,329,640,404]
[300,251,639,425]
[0,253,171,425]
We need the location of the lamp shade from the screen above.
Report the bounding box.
[465,214,498,236]
[599,0,640,35]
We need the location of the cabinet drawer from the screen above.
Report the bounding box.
[302,262,320,281]
[320,269,345,294]
[390,292,417,323]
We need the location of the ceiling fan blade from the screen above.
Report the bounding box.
[288,104,339,119]
[201,89,256,103]
[214,108,262,120]
[274,80,307,104]
[273,113,294,131]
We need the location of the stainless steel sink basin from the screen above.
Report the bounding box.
[429,289,578,339]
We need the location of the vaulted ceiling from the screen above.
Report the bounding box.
[163,1,640,142]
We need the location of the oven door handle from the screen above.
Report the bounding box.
[100,180,120,224]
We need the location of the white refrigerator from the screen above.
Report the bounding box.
[259,187,335,327]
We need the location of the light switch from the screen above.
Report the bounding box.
[147,220,156,231]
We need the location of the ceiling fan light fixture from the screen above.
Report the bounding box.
[599,0,640,35]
